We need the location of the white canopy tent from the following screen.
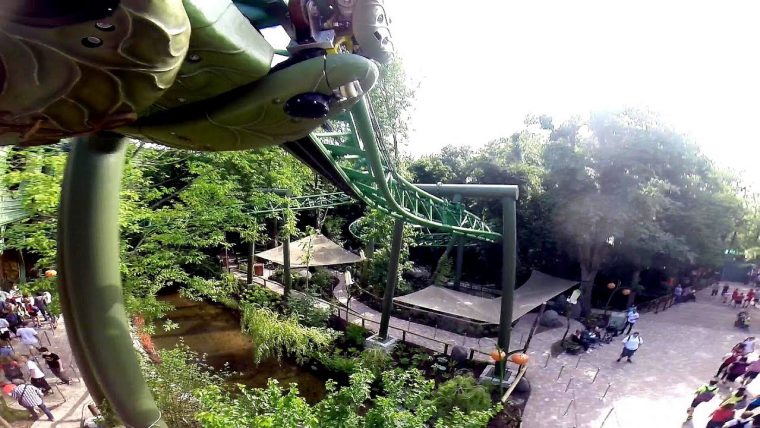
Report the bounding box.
[255,234,364,268]
[393,270,578,324]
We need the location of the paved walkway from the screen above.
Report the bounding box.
[237,267,759,427]
[521,285,760,428]
[0,316,94,428]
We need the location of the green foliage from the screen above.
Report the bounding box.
[364,368,436,427]
[241,284,282,309]
[310,268,334,292]
[433,376,492,417]
[195,381,315,428]
[358,348,392,376]
[371,58,418,152]
[433,256,453,286]
[2,144,312,321]
[144,347,498,428]
[323,216,345,244]
[435,405,503,428]
[344,324,367,347]
[285,293,330,328]
[141,345,228,427]
[315,349,357,374]
[313,369,373,427]
[241,305,336,364]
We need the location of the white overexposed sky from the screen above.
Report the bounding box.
[383,0,760,186]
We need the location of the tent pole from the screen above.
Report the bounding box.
[379,218,404,339]
[282,229,291,298]
[497,197,517,358]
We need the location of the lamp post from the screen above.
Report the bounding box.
[603,282,631,316]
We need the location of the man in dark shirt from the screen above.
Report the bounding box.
[38,347,70,385]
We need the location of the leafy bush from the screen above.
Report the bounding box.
[344,324,367,347]
[436,405,503,428]
[358,348,392,376]
[241,284,281,309]
[315,349,357,374]
[140,345,228,427]
[310,268,334,291]
[433,375,492,417]
[285,294,330,328]
[364,368,436,427]
[181,273,240,309]
[196,380,313,428]
[241,304,336,363]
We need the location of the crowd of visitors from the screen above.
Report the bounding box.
[0,284,70,421]
[681,281,760,427]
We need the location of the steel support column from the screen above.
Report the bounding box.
[497,198,517,354]
[454,236,464,289]
[59,134,165,427]
[282,230,291,297]
[247,241,254,285]
[378,218,404,339]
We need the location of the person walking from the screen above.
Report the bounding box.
[718,351,742,378]
[707,403,736,428]
[1,357,23,382]
[746,394,760,411]
[620,307,640,336]
[686,379,719,421]
[33,293,49,322]
[724,411,755,427]
[20,356,51,394]
[616,332,643,363]
[735,291,746,308]
[674,284,684,303]
[8,379,54,421]
[745,290,757,308]
[724,356,750,385]
[721,386,749,408]
[39,347,70,385]
[15,323,39,354]
[713,283,721,296]
[741,337,756,355]
[723,284,732,303]
[743,358,760,386]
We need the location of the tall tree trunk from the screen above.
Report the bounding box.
[627,270,641,308]
[579,264,598,318]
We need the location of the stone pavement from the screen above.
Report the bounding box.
[520,284,760,428]
[239,267,756,427]
[26,318,92,428]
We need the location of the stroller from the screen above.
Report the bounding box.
[736,311,751,329]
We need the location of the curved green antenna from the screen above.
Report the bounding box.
[59,135,166,428]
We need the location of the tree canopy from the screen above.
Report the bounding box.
[408,109,752,311]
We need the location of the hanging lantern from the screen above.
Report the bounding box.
[490,349,506,362]
[45,269,57,278]
[621,289,631,296]
[510,353,529,365]
[607,283,616,289]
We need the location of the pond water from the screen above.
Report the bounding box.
[151,293,327,404]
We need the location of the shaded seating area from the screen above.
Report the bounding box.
[255,234,364,268]
[394,270,579,324]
